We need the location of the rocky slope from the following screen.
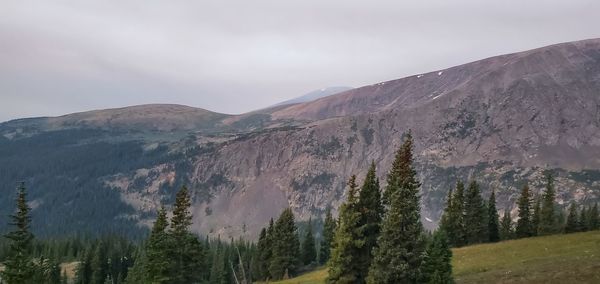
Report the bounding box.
[2,38,600,239]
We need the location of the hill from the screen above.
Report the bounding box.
[268,230,600,284]
[1,38,600,238]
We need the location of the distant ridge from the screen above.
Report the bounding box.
[273,86,353,107]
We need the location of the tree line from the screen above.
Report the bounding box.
[2,132,600,284]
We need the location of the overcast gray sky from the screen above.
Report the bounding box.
[1,0,600,122]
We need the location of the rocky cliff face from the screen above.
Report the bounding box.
[2,38,600,239]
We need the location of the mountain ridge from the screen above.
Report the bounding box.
[1,38,600,239]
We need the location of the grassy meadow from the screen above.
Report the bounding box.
[267,230,600,284]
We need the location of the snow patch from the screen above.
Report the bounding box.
[432,94,444,100]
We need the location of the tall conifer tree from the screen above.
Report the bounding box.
[438,188,453,237]
[319,208,336,265]
[487,190,500,243]
[301,217,317,265]
[539,173,558,235]
[421,230,454,284]
[269,208,301,280]
[145,206,172,283]
[91,241,108,284]
[367,132,426,284]
[578,206,588,232]
[256,227,269,280]
[169,186,206,283]
[564,202,579,234]
[327,176,363,283]
[447,181,466,247]
[1,182,35,283]
[463,180,487,244]
[356,161,384,281]
[515,183,532,238]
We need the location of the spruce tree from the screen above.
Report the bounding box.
[499,209,513,240]
[439,187,453,235]
[421,230,454,284]
[169,186,206,284]
[463,180,487,244]
[327,175,362,284]
[319,208,336,265]
[578,206,588,232]
[487,190,500,243]
[356,161,384,281]
[91,241,108,284]
[588,203,599,230]
[145,206,172,283]
[515,183,532,238]
[301,217,317,265]
[256,227,269,280]
[539,173,558,235]
[258,219,274,280]
[269,208,301,280]
[447,181,466,247]
[531,196,541,236]
[367,132,426,284]
[564,202,579,234]
[1,182,36,283]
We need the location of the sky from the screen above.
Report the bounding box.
[1,0,600,122]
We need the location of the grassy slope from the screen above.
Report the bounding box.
[269,230,600,284]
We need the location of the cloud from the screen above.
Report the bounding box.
[1,0,599,121]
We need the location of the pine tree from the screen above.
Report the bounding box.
[421,230,454,284]
[258,219,274,280]
[169,186,206,284]
[91,241,108,284]
[301,217,317,265]
[319,208,336,265]
[269,208,301,280]
[531,196,541,236]
[327,175,363,284]
[447,181,466,247]
[499,209,513,240]
[539,173,558,235]
[367,132,427,284]
[515,183,532,238]
[564,202,579,234]
[256,227,269,280]
[438,187,454,236]
[578,206,588,232]
[487,190,500,243]
[588,203,599,230]
[355,161,384,281]
[1,182,36,283]
[463,180,487,244]
[145,206,172,283]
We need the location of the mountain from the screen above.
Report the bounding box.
[272,86,354,107]
[1,38,600,239]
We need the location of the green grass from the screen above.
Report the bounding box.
[268,231,600,284]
